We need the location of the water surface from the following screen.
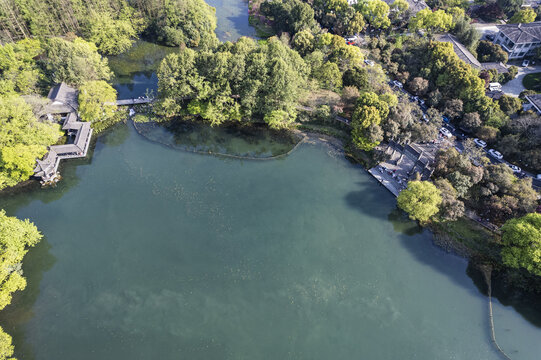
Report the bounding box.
[1,124,541,359]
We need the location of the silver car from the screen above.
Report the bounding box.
[488,149,503,160]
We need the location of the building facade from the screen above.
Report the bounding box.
[493,22,541,59]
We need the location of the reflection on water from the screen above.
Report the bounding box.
[134,120,299,158]
[108,41,177,99]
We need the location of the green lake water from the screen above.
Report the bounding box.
[2,123,541,359]
[1,2,541,359]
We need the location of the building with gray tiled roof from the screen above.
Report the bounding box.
[437,34,509,73]
[34,83,93,183]
[525,94,541,114]
[493,22,541,59]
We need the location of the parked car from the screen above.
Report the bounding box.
[442,116,450,124]
[507,163,522,173]
[522,59,530,67]
[486,34,495,41]
[345,35,357,42]
[473,138,487,148]
[488,149,503,160]
[392,80,403,88]
[422,114,429,122]
[364,59,375,66]
[439,127,452,138]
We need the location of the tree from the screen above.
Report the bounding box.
[498,94,522,115]
[497,0,524,17]
[264,109,295,129]
[145,0,219,48]
[85,8,144,55]
[409,9,453,33]
[397,181,442,224]
[434,178,465,221]
[316,62,342,91]
[509,8,536,23]
[260,0,317,35]
[78,81,117,123]
[292,29,315,56]
[408,77,429,96]
[356,0,391,29]
[443,99,463,119]
[342,65,369,90]
[476,40,508,63]
[351,92,389,151]
[501,213,541,276]
[43,37,112,86]
[0,326,14,360]
[0,39,44,94]
[0,95,61,190]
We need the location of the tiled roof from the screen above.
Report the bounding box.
[497,22,541,44]
[481,62,509,73]
[436,34,482,69]
[47,82,78,107]
[526,94,541,111]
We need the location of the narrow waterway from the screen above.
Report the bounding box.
[1,2,541,359]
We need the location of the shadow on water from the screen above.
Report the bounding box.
[344,180,397,221]
[0,237,56,360]
[387,205,541,330]
[134,120,300,159]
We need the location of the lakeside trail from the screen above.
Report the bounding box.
[482,265,513,360]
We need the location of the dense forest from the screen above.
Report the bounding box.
[0,0,218,53]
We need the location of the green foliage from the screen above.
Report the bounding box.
[508,8,536,23]
[142,0,219,47]
[0,326,14,360]
[260,0,318,35]
[522,72,541,92]
[0,0,145,51]
[0,95,62,190]
[397,181,442,224]
[315,62,342,91]
[501,213,541,276]
[0,210,42,309]
[85,5,145,55]
[0,39,43,94]
[409,9,453,33]
[157,37,308,127]
[477,40,508,63]
[351,91,388,151]
[0,210,43,360]
[498,94,522,115]
[43,37,112,86]
[312,0,365,35]
[78,81,118,122]
[355,0,391,29]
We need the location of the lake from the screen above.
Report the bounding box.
[1,1,541,359]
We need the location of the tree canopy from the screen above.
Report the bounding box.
[397,181,442,224]
[78,81,118,123]
[0,94,62,190]
[501,213,541,276]
[157,37,308,128]
[43,37,112,86]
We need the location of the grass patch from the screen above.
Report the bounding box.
[297,124,350,142]
[522,72,541,91]
[431,217,500,260]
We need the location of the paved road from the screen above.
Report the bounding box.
[501,64,541,97]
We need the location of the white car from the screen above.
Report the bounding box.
[473,138,487,148]
[364,59,375,66]
[392,80,403,88]
[488,149,503,160]
[507,163,522,173]
[522,59,530,67]
[439,127,452,138]
[345,35,357,42]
